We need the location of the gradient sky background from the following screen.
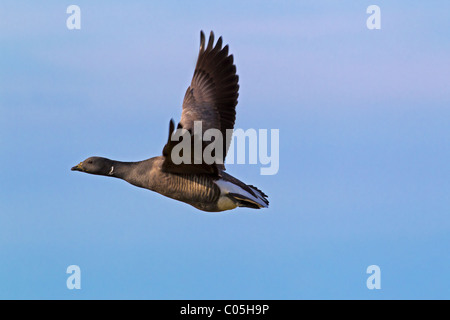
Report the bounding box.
[1,0,449,299]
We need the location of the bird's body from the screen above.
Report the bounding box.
[72,31,269,212]
[128,157,222,212]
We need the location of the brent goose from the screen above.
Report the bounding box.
[71,31,269,212]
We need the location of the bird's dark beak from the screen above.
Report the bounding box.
[71,162,83,171]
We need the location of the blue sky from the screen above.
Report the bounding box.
[1,0,449,299]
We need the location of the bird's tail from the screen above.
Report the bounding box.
[225,184,269,209]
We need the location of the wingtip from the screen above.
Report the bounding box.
[200,31,205,51]
[200,30,227,52]
[206,31,214,50]
[222,44,229,56]
[215,36,223,50]
[228,54,234,64]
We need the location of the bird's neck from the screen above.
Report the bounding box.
[107,160,136,180]
[108,159,153,190]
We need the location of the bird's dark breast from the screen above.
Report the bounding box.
[153,171,221,212]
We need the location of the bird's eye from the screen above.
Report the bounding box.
[87,160,93,164]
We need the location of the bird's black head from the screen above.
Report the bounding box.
[71,156,114,176]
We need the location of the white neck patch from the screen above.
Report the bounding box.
[108,166,114,175]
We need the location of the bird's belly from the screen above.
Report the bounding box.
[153,172,222,211]
[216,194,238,211]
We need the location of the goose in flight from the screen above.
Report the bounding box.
[71,31,269,212]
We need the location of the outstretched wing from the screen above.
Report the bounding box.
[180,30,239,157]
[162,31,239,175]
